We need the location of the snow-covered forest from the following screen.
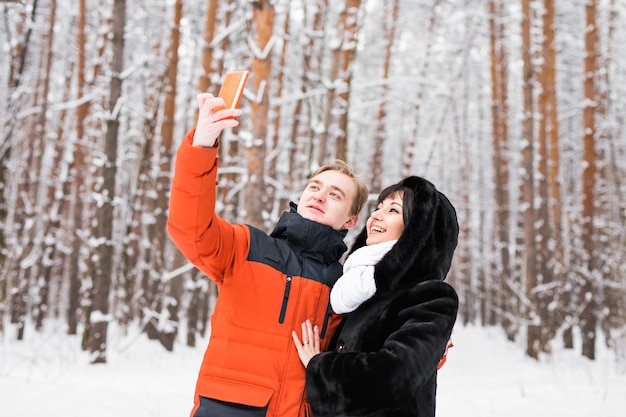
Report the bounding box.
[1,0,624,365]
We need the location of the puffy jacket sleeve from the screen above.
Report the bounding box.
[305,280,458,416]
[166,129,250,284]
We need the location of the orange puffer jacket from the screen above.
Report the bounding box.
[167,131,346,417]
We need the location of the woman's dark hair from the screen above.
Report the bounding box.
[377,183,415,226]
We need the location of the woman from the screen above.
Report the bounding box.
[292,176,459,417]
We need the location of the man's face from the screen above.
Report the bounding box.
[297,170,358,231]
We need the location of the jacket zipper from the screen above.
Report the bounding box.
[278,276,292,323]
[320,301,332,339]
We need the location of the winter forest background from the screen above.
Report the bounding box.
[1,0,625,366]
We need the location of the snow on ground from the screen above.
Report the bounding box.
[1,322,625,416]
[437,325,626,417]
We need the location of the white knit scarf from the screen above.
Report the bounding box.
[330,239,397,314]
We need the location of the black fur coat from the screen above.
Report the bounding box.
[305,176,459,417]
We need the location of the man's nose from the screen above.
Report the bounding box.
[313,189,326,202]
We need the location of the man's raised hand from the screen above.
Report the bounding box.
[192,93,242,148]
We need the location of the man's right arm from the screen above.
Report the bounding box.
[167,94,245,282]
[166,129,247,283]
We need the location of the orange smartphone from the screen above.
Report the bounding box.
[214,70,249,112]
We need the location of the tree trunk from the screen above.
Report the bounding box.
[333,0,362,161]
[216,3,240,224]
[156,0,183,351]
[6,0,42,341]
[597,0,624,349]
[402,0,440,176]
[196,0,219,95]
[370,0,398,193]
[289,0,328,193]
[534,0,551,354]
[69,0,89,337]
[0,9,28,325]
[488,0,512,331]
[32,0,58,331]
[520,0,539,359]
[87,0,126,364]
[580,0,597,361]
[73,0,111,341]
[315,29,339,166]
[540,0,570,350]
[246,0,274,229]
[41,41,74,327]
[268,4,291,214]
[120,99,158,327]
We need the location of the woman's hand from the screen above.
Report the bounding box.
[192,93,242,147]
[292,320,321,368]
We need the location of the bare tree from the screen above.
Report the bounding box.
[215,0,241,225]
[488,0,512,332]
[31,0,58,330]
[332,0,363,161]
[287,0,328,193]
[597,0,625,350]
[87,0,126,364]
[3,0,39,341]
[369,0,398,194]
[401,0,440,177]
[532,0,561,355]
[267,3,291,212]
[70,0,110,338]
[40,41,75,329]
[580,0,598,361]
[315,0,363,165]
[196,0,219,95]
[155,0,183,351]
[519,0,539,359]
[245,0,274,229]
[540,0,570,351]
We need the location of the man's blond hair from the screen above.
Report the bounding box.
[311,160,369,217]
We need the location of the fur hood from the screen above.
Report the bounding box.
[348,176,459,296]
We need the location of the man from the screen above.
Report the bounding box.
[167,93,369,417]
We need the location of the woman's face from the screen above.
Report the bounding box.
[365,192,405,246]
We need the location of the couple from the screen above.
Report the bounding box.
[167,93,459,417]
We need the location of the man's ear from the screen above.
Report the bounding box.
[343,215,358,230]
